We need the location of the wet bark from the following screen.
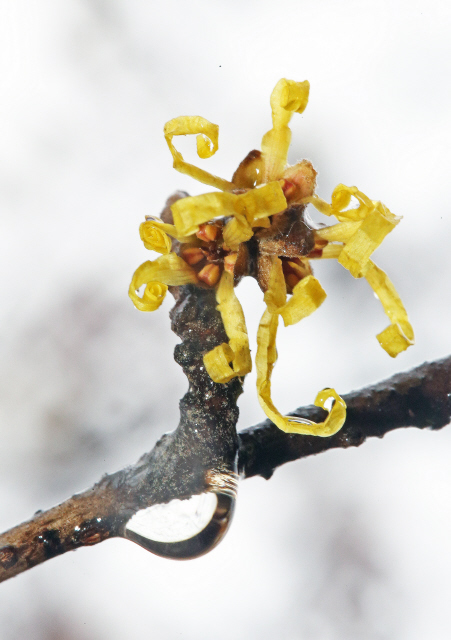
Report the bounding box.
[0,284,243,582]
[1,345,449,583]
[239,355,451,479]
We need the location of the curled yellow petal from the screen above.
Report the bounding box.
[263,256,286,312]
[139,221,172,253]
[315,220,363,243]
[222,214,253,250]
[216,271,252,377]
[255,308,281,422]
[203,271,252,382]
[308,388,347,437]
[255,258,345,436]
[376,324,413,358]
[131,253,199,287]
[330,184,373,221]
[237,181,287,222]
[279,275,327,326]
[310,243,343,260]
[364,261,414,357]
[223,181,288,248]
[255,308,346,436]
[129,253,198,311]
[272,78,310,127]
[144,216,193,243]
[129,281,168,312]
[171,191,235,237]
[302,186,373,222]
[203,343,236,383]
[164,116,234,191]
[285,389,347,436]
[261,79,310,182]
[172,181,287,238]
[301,194,333,216]
[330,184,355,211]
[262,258,325,325]
[338,202,401,278]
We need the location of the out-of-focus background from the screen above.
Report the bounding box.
[0,1,450,638]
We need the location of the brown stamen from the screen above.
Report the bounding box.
[181,247,205,265]
[197,264,221,286]
[196,224,219,242]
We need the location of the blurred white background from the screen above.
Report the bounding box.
[0,0,450,638]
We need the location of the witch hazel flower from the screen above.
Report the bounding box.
[129,79,414,437]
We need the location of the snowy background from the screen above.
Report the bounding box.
[1,1,451,638]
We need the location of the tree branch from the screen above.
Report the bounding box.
[0,283,244,582]
[1,351,449,583]
[239,355,451,479]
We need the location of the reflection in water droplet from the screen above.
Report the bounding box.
[123,468,238,560]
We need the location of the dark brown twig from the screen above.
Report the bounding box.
[1,349,449,583]
[0,283,244,582]
[239,355,451,479]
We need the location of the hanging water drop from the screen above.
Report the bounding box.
[123,468,238,560]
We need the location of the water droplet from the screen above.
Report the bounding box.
[288,415,314,426]
[123,468,238,560]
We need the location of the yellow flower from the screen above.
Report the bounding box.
[139,220,172,253]
[129,253,198,311]
[129,78,414,437]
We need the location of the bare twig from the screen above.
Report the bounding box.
[239,355,451,479]
[0,283,244,582]
[1,343,449,582]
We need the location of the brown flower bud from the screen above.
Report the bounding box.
[280,179,297,199]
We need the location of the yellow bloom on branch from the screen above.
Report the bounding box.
[139,220,172,254]
[129,78,414,437]
[129,252,198,311]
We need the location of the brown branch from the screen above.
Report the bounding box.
[0,283,244,582]
[238,355,451,479]
[1,352,449,583]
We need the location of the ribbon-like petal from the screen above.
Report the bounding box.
[129,282,168,312]
[255,258,346,435]
[144,216,193,243]
[203,271,252,382]
[171,181,287,239]
[129,253,198,312]
[164,116,234,191]
[302,185,374,222]
[330,184,373,221]
[279,275,327,326]
[363,260,414,357]
[315,220,363,243]
[139,220,172,253]
[261,79,310,182]
[338,202,400,278]
[255,308,346,436]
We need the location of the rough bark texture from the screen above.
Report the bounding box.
[239,355,451,479]
[0,284,243,583]
[1,350,449,582]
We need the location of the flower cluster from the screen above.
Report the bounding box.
[129,79,414,437]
